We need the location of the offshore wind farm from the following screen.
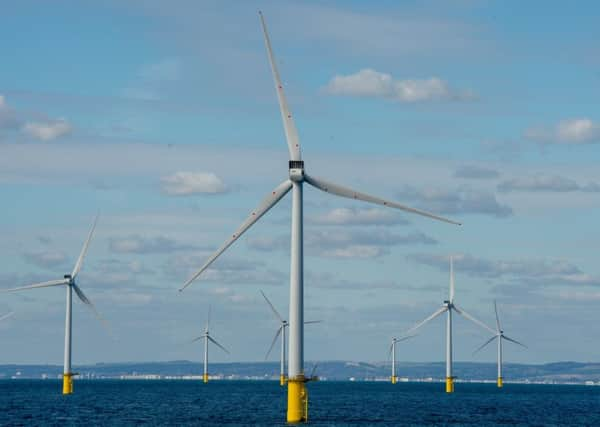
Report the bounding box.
[1,1,600,426]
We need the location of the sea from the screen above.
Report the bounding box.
[0,380,599,426]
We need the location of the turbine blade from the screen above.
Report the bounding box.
[494,300,501,332]
[258,11,302,161]
[72,214,99,278]
[191,335,204,343]
[304,320,323,324]
[405,306,447,335]
[388,342,394,358]
[72,284,111,333]
[179,179,293,291]
[0,311,14,322]
[260,290,284,323]
[473,335,498,355]
[453,305,496,335]
[208,335,230,354]
[265,326,283,360]
[449,256,455,303]
[309,362,319,378]
[396,334,416,343]
[207,305,211,332]
[503,335,528,349]
[0,278,69,293]
[304,174,461,225]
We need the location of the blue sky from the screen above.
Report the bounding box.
[1,0,600,368]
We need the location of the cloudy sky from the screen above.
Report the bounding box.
[1,0,600,368]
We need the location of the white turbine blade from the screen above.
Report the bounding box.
[304,174,461,226]
[304,320,323,324]
[258,11,301,161]
[388,342,394,358]
[503,335,528,349]
[473,335,498,355]
[397,334,416,343]
[179,179,293,291]
[265,325,283,360]
[494,300,501,332]
[260,290,284,323]
[207,305,211,332]
[406,306,447,335]
[453,305,496,335]
[0,311,14,321]
[449,256,455,303]
[1,278,69,293]
[208,335,230,355]
[72,214,99,278]
[191,335,205,343]
[72,284,111,333]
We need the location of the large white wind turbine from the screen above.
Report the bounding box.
[1,216,103,395]
[405,257,494,393]
[261,290,321,386]
[473,300,527,388]
[389,335,414,384]
[192,306,229,383]
[179,12,460,422]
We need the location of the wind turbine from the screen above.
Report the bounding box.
[178,12,460,422]
[1,215,103,395]
[473,300,527,388]
[389,335,414,384]
[405,256,494,393]
[192,306,229,383]
[261,290,321,386]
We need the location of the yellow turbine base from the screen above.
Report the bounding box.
[280,374,287,386]
[497,377,503,388]
[391,375,397,384]
[287,376,308,423]
[203,373,208,383]
[445,377,454,393]
[62,373,73,395]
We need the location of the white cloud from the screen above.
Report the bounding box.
[22,250,68,269]
[22,119,72,141]
[160,171,228,196]
[325,69,474,102]
[497,174,600,193]
[526,118,600,145]
[309,207,408,226]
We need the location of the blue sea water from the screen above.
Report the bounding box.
[0,380,599,426]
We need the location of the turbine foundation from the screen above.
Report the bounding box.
[62,373,73,395]
[391,375,397,384]
[203,373,208,383]
[280,374,287,386]
[497,377,503,388]
[445,377,454,393]
[287,375,308,423]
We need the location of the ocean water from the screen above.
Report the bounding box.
[0,380,599,426]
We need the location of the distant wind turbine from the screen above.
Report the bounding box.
[1,215,103,395]
[261,290,322,386]
[389,335,414,384]
[192,306,229,383]
[473,300,527,388]
[178,11,460,423]
[405,256,495,393]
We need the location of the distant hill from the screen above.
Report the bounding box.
[3,360,600,383]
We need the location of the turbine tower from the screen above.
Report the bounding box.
[405,256,494,393]
[1,216,103,395]
[473,300,526,388]
[192,306,229,383]
[261,290,321,386]
[178,12,460,422]
[389,335,414,384]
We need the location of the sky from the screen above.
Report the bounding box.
[1,0,600,368]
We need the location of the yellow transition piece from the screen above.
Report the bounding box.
[445,377,454,393]
[287,376,308,423]
[62,373,73,395]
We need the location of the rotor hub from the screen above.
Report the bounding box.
[289,160,304,182]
